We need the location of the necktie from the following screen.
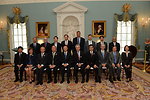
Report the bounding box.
[64,52,67,59]
[114,52,117,64]
[19,53,21,64]
[34,43,36,47]
[78,52,80,60]
[45,43,47,47]
[53,53,55,58]
[52,53,55,64]
[41,53,44,58]
[77,38,80,44]
[102,51,104,58]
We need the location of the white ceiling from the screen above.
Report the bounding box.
[0,0,150,5]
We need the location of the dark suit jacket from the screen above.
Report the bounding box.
[60,52,72,66]
[61,40,73,53]
[48,52,61,67]
[51,42,62,53]
[96,42,107,51]
[14,52,27,67]
[41,42,51,53]
[85,51,98,66]
[121,52,132,66]
[26,54,36,66]
[109,51,121,64]
[84,40,96,52]
[36,53,49,66]
[109,42,120,52]
[30,43,41,54]
[73,37,85,51]
[73,51,85,66]
[97,51,110,65]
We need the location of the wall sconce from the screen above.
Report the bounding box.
[0,20,4,30]
[37,38,44,44]
[141,17,150,27]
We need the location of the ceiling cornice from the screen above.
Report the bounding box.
[0,0,150,5]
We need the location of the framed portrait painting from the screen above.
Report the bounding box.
[36,22,50,38]
[92,20,106,37]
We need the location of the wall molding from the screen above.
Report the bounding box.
[0,59,10,62]
[0,0,150,5]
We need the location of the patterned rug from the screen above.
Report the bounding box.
[0,67,150,100]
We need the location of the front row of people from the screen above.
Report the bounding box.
[14,44,133,85]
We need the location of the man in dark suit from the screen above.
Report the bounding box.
[61,34,73,53]
[84,34,96,53]
[51,36,62,53]
[97,44,110,83]
[30,37,41,54]
[97,36,107,51]
[73,44,85,83]
[73,31,85,52]
[109,46,122,82]
[36,46,49,85]
[41,38,51,53]
[109,37,120,52]
[47,45,61,83]
[14,46,27,82]
[60,45,72,84]
[85,45,99,82]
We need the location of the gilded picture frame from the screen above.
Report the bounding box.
[36,22,50,38]
[92,20,106,37]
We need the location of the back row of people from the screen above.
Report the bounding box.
[30,31,120,55]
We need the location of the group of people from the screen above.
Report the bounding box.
[14,31,133,85]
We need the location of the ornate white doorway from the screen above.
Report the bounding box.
[53,1,88,42]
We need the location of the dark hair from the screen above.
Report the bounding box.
[99,36,104,39]
[28,48,33,54]
[112,46,117,50]
[63,45,68,48]
[40,46,45,49]
[77,31,81,33]
[124,45,129,51]
[64,34,69,37]
[88,44,94,48]
[51,45,56,49]
[18,46,23,50]
[88,34,92,37]
[53,36,58,39]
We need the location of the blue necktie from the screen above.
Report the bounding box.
[113,52,117,64]
[102,52,104,58]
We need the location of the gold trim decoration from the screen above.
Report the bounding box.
[7,7,29,51]
[114,4,138,47]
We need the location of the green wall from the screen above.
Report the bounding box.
[0,1,150,61]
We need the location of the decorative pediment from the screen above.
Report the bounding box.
[53,2,88,13]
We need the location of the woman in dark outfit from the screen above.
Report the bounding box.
[121,45,133,82]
